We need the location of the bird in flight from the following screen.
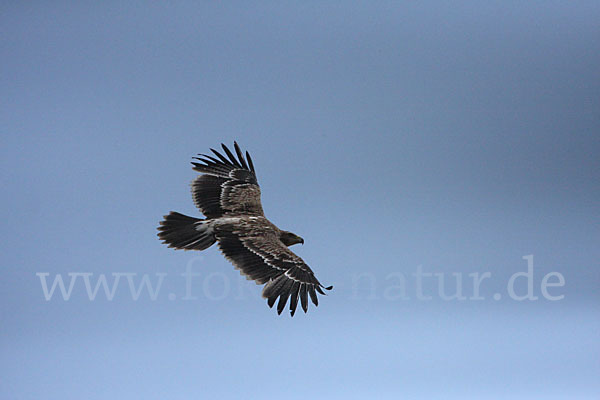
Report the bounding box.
[158,142,331,316]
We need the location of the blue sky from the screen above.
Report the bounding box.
[2,1,599,399]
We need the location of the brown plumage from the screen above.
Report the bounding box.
[157,142,331,316]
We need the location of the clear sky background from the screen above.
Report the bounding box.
[1,1,599,399]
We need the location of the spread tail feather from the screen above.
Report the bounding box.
[157,212,216,250]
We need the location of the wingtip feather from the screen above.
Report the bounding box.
[210,147,232,165]
[233,141,249,169]
[300,284,308,313]
[246,151,255,172]
[221,143,242,168]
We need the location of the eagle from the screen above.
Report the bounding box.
[157,142,331,316]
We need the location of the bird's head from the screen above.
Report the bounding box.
[280,230,304,247]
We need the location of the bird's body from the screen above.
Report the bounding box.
[158,142,331,315]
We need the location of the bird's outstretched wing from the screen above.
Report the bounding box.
[191,142,264,218]
[215,219,332,316]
